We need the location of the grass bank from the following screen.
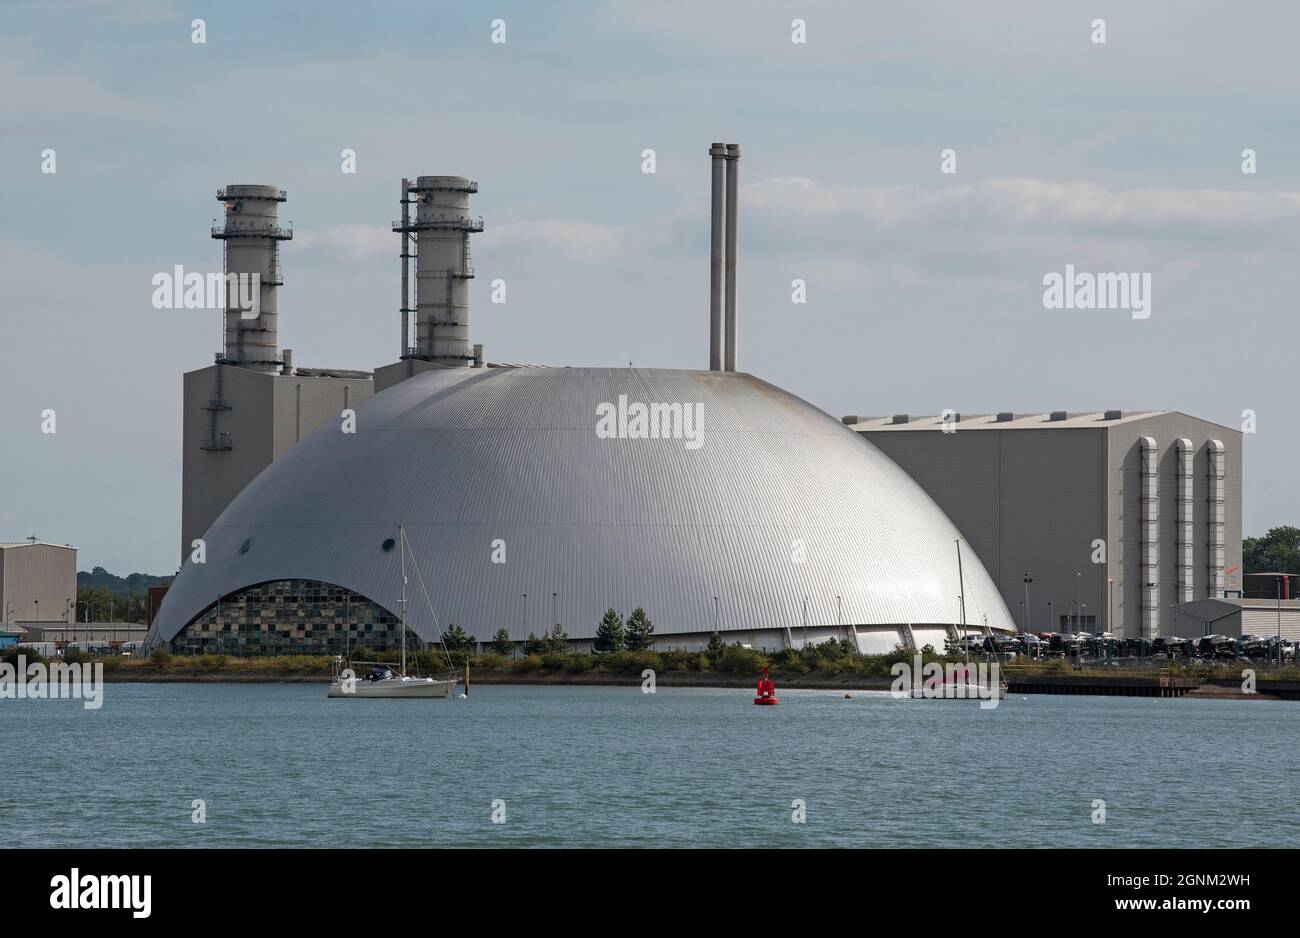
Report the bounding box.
[45,644,1300,696]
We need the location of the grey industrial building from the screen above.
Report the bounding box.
[844,411,1243,639]
[0,541,78,632]
[151,148,1021,656]
[181,186,373,559]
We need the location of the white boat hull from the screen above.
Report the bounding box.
[327,677,456,699]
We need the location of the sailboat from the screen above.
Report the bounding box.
[907,539,1008,700]
[327,524,458,699]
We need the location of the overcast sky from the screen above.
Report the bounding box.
[2,0,1298,573]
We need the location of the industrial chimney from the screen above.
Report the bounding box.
[211,185,291,372]
[393,176,484,363]
[708,143,740,371]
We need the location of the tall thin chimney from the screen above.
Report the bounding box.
[724,143,740,372]
[709,143,727,371]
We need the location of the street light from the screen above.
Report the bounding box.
[1108,577,1115,638]
[1074,573,1081,636]
[1277,576,1284,668]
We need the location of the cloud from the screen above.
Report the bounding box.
[744,176,1300,238]
[294,224,392,260]
[481,221,626,261]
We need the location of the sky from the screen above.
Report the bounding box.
[2,0,1298,574]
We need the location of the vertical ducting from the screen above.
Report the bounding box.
[211,185,291,372]
[1139,436,1159,638]
[1176,438,1194,603]
[399,177,412,356]
[392,176,483,363]
[709,143,727,371]
[724,143,740,372]
[1207,440,1226,597]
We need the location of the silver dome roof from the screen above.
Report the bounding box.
[150,367,1014,644]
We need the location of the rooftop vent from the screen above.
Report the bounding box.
[995,412,1015,422]
[891,414,910,425]
[1103,409,1123,420]
[841,416,862,425]
[1048,411,1068,422]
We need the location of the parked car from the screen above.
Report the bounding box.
[1199,634,1238,659]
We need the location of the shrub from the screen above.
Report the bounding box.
[658,649,691,672]
[150,646,172,666]
[471,653,510,671]
[718,643,767,673]
[514,654,544,672]
[2,646,40,666]
[563,655,592,674]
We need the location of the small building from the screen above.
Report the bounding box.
[1173,597,1300,641]
[0,541,78,633]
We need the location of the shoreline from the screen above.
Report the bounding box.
[92,666,1298,699]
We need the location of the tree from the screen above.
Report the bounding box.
[544,623,569,653]
[1243,526,1300,575]
[624,607,654,650]
[705,630,725,661]
[441,623,475,653]
[594,607,625,652]
[491,628,514,656]
[522,632,546,655]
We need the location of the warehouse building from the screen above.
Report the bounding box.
[0,540,78,632]
[843,411,1243,639]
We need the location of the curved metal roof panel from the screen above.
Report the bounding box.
[150,368,1015,644]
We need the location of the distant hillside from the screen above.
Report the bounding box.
[77,566,173,598]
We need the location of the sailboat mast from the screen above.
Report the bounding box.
[955,538,967,627]
[399,523,407,678]
[956,537,970,665]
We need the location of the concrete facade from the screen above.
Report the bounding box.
[845,411,1243,639]
[0,542,78,628]
[181,363,373,560]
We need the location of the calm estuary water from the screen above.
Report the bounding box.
[2,683,1296,848]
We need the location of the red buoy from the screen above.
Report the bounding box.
[754,665,779,705]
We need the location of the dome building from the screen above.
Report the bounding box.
[148,366,1015,655]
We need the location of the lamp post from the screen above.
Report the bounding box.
[1048,600,1054,635]
[836,594,843,644]
[1074,573,1081,636]
[1277,576,1284,668]
[713,596,719,635]
[551,592,557,634]
[1108,577,1114,638]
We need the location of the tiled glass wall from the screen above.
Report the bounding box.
[171,580,420,656]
